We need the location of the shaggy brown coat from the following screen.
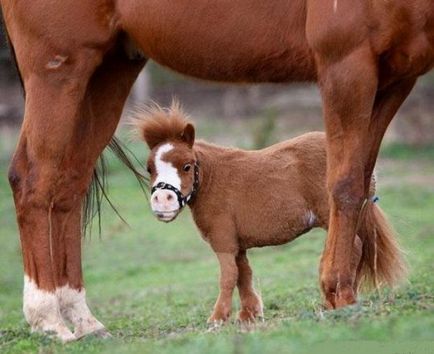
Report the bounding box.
[137,106,406,323]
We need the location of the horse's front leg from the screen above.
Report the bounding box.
[9,54,104,342]
[6,9,144,340]
[208,252,238,325]
[56,51,145,340]
[236,250,263,323]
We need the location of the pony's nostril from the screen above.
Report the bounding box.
[153,195,159,203]
[167,194,173,201]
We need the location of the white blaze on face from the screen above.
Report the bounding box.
[153,143,181,189]
[57,285,105,339]
[151,143,182,219]
[23,276,75,342]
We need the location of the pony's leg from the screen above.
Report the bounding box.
[235,250,263,323]
[208,252,238,324]
[55,53,145,339]
[317,43,416,308]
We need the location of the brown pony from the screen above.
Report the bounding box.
[1,0,433,341]
[134,104,406,324]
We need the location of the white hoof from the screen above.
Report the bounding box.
[57,285,107,339]
[24,276,76,343]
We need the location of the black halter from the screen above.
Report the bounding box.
[151,161,200,209]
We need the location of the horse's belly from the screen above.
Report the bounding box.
[239,226,309,249]
[117,0,316,82]
[237,211,313,249]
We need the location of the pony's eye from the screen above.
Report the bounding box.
[147,166,152,174]
[183,164,191,172]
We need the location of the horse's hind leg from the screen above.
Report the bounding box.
[235,250,263,323]
[319,234,363,308]
[314,41,416,309]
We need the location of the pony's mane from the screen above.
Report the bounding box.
[131,101,192,149]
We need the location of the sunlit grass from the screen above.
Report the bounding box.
[1,125,433,353]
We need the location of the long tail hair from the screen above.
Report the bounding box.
[82,137,149,236]
[357,199,408,290]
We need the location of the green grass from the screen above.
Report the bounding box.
[381,143,434,161]
[0,128,433,353]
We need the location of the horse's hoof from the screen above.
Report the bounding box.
[34,326,76,343]
[335,287,357,309]
[74,327,112,340]
[56,330,77,343]
[91,328,112,339]
[322,298,336,310]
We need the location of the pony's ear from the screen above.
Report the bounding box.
[181,123,195,147]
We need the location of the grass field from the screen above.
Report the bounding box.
[0,124,433,354]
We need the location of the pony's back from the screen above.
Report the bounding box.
[191,131,331,248]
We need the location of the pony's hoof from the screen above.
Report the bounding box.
[206,319,225,332]
[237,308,264,324]
[207,309,231,326]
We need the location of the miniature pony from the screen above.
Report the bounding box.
[133,104,406,324]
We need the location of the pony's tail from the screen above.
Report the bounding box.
[357,200,407,290]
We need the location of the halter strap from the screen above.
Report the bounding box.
[151,161,200,209]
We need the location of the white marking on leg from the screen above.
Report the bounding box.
[153,143,181,189]
[23,276,75,342]
[57,285,106,339]
[306,210,317,228]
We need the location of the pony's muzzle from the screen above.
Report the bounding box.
[151,190,180,222]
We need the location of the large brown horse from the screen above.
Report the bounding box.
[1,0,433,342]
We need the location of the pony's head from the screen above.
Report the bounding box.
[133,102,198,222]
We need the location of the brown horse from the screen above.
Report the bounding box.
[1,0,433,341]
[134,104,406,324]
